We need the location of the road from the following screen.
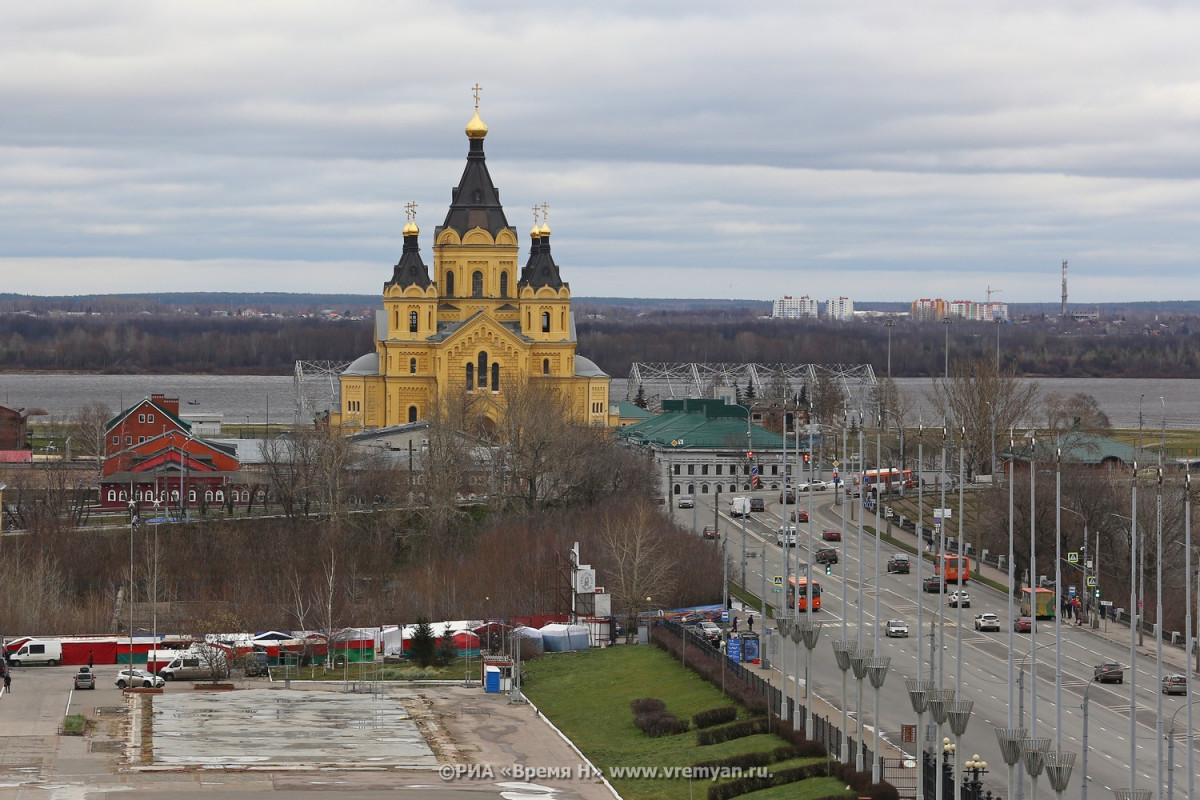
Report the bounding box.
[673,488,1199,798]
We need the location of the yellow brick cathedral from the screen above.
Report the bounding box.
[336,94,612,432]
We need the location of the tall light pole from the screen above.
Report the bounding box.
[942,316,951,379]
[152,502,161,662]
[996,433,1024,800]
[127,499,137,670]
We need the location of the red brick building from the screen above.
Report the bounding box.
[0,404,32,462]
[99,395,246,513]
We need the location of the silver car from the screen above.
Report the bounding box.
[115,668,166,689]
[885,619,909,638]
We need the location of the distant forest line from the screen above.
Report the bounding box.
[2,294,1199,378]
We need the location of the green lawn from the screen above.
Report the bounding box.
[522,646,853,800]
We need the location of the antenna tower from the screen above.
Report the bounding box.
[1060,259,1068,318]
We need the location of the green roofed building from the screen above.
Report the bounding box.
[617,398,804,502]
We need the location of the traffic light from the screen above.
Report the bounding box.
[746,451,755,460]
[803,453,810,463]
[1095,587,1101,599]
[825,563,832,575]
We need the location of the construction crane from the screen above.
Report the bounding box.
[986,285,1002,303]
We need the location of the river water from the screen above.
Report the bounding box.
[1,373,1198,430]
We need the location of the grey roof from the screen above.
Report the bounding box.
[344,352,379,376]
[575,355,608,378]
[437,135,511,239]
[385,229,432,289]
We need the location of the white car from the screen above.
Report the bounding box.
[948,591,971,608]
[798,480,829,492]
[973,613,1000,632]
[885,619,909,637]
[115,668,166,689]
[677,495,695,509]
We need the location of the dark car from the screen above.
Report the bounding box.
[703,525,718,540]
[1093,663,1124,684]
[821,529,842,542]
[73,667,96,690]
[780,489,796,504]
[749,497,765,512]
[1162,674,1188,695]
[791,509,809,523]
[923,576,945,593]
[887,556,911,574]
[815,548,838,565]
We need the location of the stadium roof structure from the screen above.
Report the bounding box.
[626,362,876,412]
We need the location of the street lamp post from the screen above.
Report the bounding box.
[127,499,137,669]
[152,502,161,661]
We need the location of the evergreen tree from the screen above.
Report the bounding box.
[436,624,459,666]
[409,617,436,667]
[634,383,648,409]
[745,381,756,399]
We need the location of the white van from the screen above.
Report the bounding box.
[8,638,63,666]
[730,496,752,518]
[158,649,230,681]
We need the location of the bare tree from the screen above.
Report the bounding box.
[599,503,679,643]
[69,401,112,472]
[927,356,1040,478]
[1042,392,1111,436]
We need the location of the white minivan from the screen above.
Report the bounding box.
[7,638,63,666]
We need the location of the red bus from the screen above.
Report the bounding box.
[860,468,914,495]
[934,554,971,584]
[786,577,823,612]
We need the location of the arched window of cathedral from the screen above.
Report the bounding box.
[500,272,508,297]
[543,358,550,375]
[465,362,474,390]
[478,352,488,388]
[409,311,418,332]
[409,358,417,374]
[408,406,418,423]
[472,271,483,297]
[541,311,550,332]
[446,271,455,297]
[491,363,500,391]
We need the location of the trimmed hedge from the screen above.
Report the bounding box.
[692,706,739,729]
[695,716,770,746]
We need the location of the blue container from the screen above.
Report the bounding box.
[484,666,501,693]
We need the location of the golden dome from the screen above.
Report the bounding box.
[539,221,551,236]
[402,220,419,236]
[529,222,541,238]
[465,109,488,140]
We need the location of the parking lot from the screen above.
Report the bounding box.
[0,663,615,800]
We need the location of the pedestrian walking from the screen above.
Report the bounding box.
[4,672,11,694]
[88,650,94,669]
[731,616,738,633]
[747,613,754,632]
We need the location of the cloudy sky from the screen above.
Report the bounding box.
[5,1,1200,303]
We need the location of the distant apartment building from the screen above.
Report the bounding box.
[826,297,854,321]
[772,295,820,319]
[911,298,1007,322]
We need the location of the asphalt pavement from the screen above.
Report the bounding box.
[0,666,617,800]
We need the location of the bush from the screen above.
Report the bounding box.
[695,716,770,746]
[630,697,666,715]
[692,706,739,729]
